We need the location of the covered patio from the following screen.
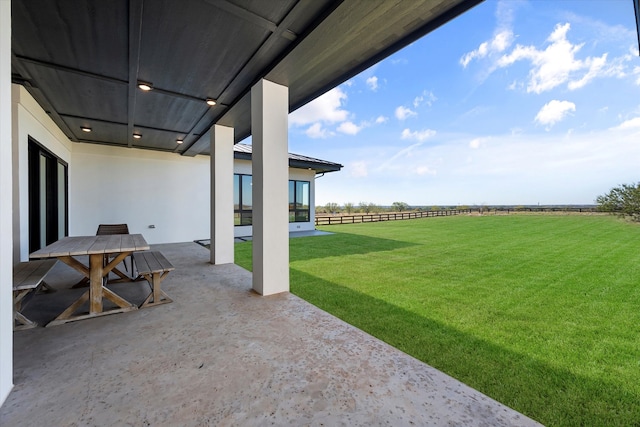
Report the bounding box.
[0,0,547,422]
[4,0,495,406]
[0,242,540,426]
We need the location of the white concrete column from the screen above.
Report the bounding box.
[251,79,289,295]
[210,125,235,265]
[0,0,14,406]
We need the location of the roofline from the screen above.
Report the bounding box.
[208,0,486,145]
[233,146,343,174]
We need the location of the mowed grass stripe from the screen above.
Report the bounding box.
[234,214,640,425]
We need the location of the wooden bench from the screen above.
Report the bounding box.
[13,259,57,330]
[133,251,174,308]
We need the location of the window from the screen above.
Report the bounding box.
[233,175,310,225]
[289,180,310,223]
[234,174,253,225]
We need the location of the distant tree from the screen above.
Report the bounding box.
[391,201,409,212]
[430,205,440,211]
[344,202,354,214]
[596,182,640,221]
[370,203,381,213]
[360,202,371,213]
[325,202,340,215]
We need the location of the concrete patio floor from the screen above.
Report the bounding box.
[1,242,541,426]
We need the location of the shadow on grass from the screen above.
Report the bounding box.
[289,232,418,262]
[290,268,640,426]
[234,232,417,267]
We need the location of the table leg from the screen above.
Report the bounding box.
[89,253,103,314]
[46,253,138,326]
[13,289,39,330]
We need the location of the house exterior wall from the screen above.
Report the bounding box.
[3,75,323,408]
[289,168,317,233]
[11,86,320,255]
[233,159,317,238]
[69,143,211,245]
[12,85,73,262]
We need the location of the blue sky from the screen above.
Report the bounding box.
[286,0,640,207]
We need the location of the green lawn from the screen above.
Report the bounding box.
[234,214,640,426]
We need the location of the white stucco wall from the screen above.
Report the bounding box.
[69,143,211,244]
[11,85,210,250]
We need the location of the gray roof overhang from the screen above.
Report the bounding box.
[233,144,342,174]
[11,0,484,157]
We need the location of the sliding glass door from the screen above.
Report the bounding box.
[28,138,68,252]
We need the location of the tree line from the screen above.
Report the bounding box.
[596,182,640,221]
[316,182,640,221]
[318,202,450,215]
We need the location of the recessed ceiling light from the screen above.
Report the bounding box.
[176,139,184,144]
[206,98,216,106]
[80,126,92,133]
[133,133,142,139]
[137,82,153,91]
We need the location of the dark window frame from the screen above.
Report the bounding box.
[28,137,69,252]
[233,174,311,226]
[234,173,253,226]
[289,180,310,223]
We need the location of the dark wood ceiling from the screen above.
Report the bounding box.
[11,0,483,157]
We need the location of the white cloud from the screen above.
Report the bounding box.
[289,86,371,138]
[375,115,388,124]
[401,128,436,142]
[567,53,609,90]
[413,90,437,108]
[395,106,417,120]
[337,121,362,135]
[461,41,489,68]
[366,76,379,91]
[289,87,349,126]
[496,23,620,94]
[610,117,640,131]
[349,161,368,178]
[305,123,331,138]
[460,29,514,67]
[534,100,576,127]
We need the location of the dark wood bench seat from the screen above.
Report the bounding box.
[133,251,174,308]
[13,259,57,330]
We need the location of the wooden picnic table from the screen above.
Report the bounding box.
[30,234,149,326]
